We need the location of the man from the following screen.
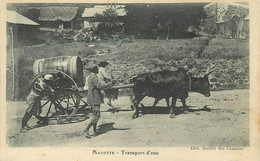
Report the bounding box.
[97,61,119,107]
[83,68,91,90]
[83,66,111,138]
[20,74,55,133]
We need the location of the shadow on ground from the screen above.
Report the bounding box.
[97,122,130,136]
[102,107,132,113]
[140,105,216,116]
[27,107,93,130]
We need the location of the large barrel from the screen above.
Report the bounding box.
[33,56,84,87]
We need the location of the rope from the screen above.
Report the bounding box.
[189,75,192,91]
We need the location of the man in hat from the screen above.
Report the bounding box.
[20,74,55,133]
[97,61,119,107]
[83,61,96,91]
[84,66,111,138]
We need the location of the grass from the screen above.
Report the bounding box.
[99,39,204,62]
[201,38,249,59]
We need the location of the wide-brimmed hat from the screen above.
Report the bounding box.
[98,61,109,67]
[85,61,96,70]
[90,65,98,73]
[44,74,54,80]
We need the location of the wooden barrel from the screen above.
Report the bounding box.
[33,56,84,87]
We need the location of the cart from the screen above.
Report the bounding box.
[29,56,133,123]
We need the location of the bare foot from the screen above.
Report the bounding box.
[84,130,91,138]
[170,114,176,118]
[20,128,28,133]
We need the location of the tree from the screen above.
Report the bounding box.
[124,3,207,39]
[92,7,124,38]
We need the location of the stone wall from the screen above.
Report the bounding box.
[105,57,249,95]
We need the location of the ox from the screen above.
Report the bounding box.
[130,67,216,119]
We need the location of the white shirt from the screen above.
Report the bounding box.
[97,67,111,84]
[83,76,89,90]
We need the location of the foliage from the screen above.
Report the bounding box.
[8,3,208,42]
[124,4,207,39]
[94,8,119,24]
[200,18,217,36]
[92,8,125,38]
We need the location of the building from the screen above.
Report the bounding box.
[37,7,81,31]
[6,10,40,100]
[7,10,40,47]
[82,5,126,29]
[204,2,249,39]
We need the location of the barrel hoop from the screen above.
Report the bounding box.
[40,59,44,74]
[33,59,38,75]
[70,56,77,78]
[32,56,84,87]
[33,59,45,75]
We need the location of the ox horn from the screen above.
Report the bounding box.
[205,66,218,76]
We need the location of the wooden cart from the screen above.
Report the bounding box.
[29,56,133,123]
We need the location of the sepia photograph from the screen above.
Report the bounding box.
[1,0,259,160]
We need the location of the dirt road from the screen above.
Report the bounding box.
[6,89,249,147]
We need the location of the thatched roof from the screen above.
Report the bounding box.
[39,7,78,22]
[204,2,248,23]
[7,10,39,25]
[244,15,249,20]
[204,2,248,9]
[82,5,126,18]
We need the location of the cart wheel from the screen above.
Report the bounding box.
[29,70,80,124]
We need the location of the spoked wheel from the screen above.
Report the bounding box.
[29,70,82,124]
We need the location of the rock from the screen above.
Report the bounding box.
[238,80,244,84]
[219,79,226,84]
[123,73,129,78]
[214,72,222,78]
[227,83,236,89]
[211,84,218,90]
[210,78,218,82]
[221,84,228,89]
[219,59,226,63]
[215,83,221,88]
